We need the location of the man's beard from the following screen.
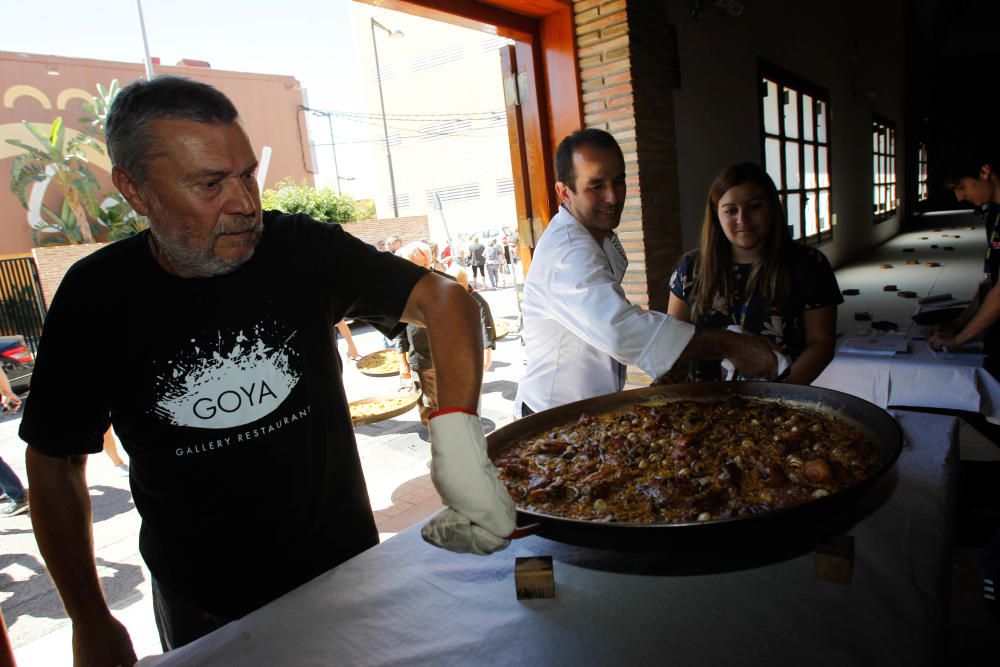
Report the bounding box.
[151,215,263,278]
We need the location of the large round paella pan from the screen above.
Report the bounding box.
[487,382,902,553]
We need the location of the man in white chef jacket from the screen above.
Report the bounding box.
[516,129,779,417]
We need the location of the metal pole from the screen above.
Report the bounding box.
[371,18,399,218]
[135,0,156,79]
[323,112,342,196]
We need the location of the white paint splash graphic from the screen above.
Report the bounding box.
[152,323,301,429]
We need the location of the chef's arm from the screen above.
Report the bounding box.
[26,446,137,664]
[663,292,781,380]
[668,328,778,380]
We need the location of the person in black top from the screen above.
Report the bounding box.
[934,141,1000,619]
[468,236,487,289]
[19,76,515,663]
[668,162,841,384]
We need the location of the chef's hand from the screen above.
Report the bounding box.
[421,409,516,555]
[723,332,782,379]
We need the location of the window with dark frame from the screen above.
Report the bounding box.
[917,142,929,203]
[872,117,897,222]
[758,63,832,243]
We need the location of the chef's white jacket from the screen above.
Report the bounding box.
[514,206,695,417]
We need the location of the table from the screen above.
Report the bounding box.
[815,219,1000,417]
[138,410,957,667]
[814,336,1000,418]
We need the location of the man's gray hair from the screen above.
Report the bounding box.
[105,75,239,184]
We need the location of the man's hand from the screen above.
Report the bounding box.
[722,331,780,379]
[421,410,516,555]
[72,614,137,667]
[928,330,958,351]
[0,391,20,413]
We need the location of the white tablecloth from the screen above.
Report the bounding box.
[820,217,1000,416]
[814,337,1000,418]
[138,410,957,667]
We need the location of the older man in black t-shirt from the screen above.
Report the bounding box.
[19,76,514,663]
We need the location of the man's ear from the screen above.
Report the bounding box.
[554,180,571,205]
[980,164,993,181]
[111,166,151,216]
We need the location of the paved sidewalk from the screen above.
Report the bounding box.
[1,283,526,666]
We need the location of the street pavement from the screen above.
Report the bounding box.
[1,278,527,666]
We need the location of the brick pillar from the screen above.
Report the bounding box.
[574,0,682,313]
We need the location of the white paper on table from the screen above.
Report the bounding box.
[838,331,909,356]
[888,364,981,412]
[813,357,892,407]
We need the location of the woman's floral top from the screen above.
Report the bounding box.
[669,243,842,380]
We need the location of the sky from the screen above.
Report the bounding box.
[0,0,377,195]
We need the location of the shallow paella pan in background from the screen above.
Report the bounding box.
[356,349,399,377]
[487,381,902,555]
[349,393,420,426]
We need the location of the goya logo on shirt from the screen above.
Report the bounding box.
[151,323,301,429]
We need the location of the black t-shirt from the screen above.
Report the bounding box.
[669,242,842,380]
[19,211,426,617]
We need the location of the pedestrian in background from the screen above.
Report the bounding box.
[0,367,28,517]
[469,236,487,290]
[484,239,503,289]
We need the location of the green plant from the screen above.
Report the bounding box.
[79,79,120,138]
[7,117,105,244]
[261,178,368,223]
[97,191,149,241]
[33,199,85,245]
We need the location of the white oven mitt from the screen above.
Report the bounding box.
[421,410,517,555]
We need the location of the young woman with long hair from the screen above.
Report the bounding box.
[667,162,841,384]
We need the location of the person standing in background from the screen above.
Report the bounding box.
[484,239,503,289]
[469,236,487,290]
[0,367,28,517]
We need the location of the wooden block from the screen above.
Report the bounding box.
[816,534,855,584]
[879,263,893,269]
[902,248,915,252]
[944,246,955,251]
[905,259,919,265]
[931,244,939,249]
[898,290,917,298]
[883,284,897,291]
[919,236,928,240]
[854,311,872,321]
[515,556,555,600]
[841,288,860,296]
[925,262,941,267]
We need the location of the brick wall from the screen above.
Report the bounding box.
[341,215,430,248]
[31,243,105,309]
[574,0,682,312]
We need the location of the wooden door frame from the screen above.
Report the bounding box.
[355,0,582,266]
